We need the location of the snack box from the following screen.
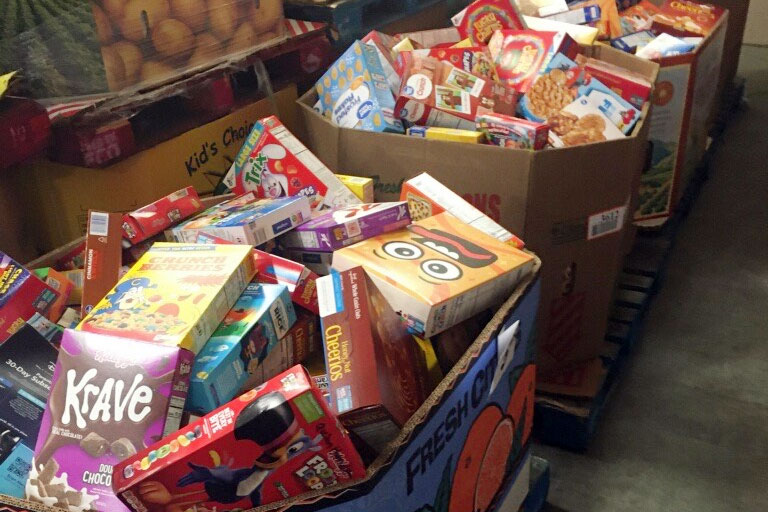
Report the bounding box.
[253,249,320,314]
[113,365,366,511]
[401,172,526,248]
[611,30,658,53]
[476,112,549,149]
[636,32,696,58]
[0,324,58,498]
[336,174,374,203]
[318,266,431,452]
[77,243,255,354]
[395,27,462,48]
[619,0,660,33]
[32,268,74,321]
[451,0,527,44]
[407,126,485,143]
[548,96,626,147]
[122,187,203,245]
[361,31,402,96]
[574,54,653,109]
[82,211,123,315]
[332,213,534,336]
[286,248,335,276]
[488,30,579,93]
[651,0,724,37]
[314,41,404,134]
[0,252,60,343]
[394,47,500,83]
[280,202,412,252]
[543,5,602,24]
[57,308,81,330]
[168,195,311,246]
[224,116,362,210]
[28,330,193,512]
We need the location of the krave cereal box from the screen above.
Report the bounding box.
[122,187,203,245]
[0,253,60,343]
[451,0,527,44]
[224,117,361,210]
[77,244,255,354]
[113,365,365,511]
[332,213,534,337]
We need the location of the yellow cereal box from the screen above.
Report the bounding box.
[336,174,375,202]
[332,212,534,336]
[77,243,255,353]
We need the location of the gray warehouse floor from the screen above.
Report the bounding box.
[537,45,768,512]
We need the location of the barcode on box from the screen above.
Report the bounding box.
[587,205,626,240]
[88,211,110,236]
[9,455,31,480]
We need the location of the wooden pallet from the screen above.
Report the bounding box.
[532,77,746,451]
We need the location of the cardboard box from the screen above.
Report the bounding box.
[394,47,500,82]
[297,43,658,371]
[651,0,724,37]
[81,211,123,315]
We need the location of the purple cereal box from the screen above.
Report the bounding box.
[279,202,411,252]
[27,330,193,511]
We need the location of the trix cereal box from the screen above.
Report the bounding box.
[315,41,404,134]
[77,244,255,354]
[280,203,411,252]
[0,253,60,343]
[318,267,430,452]
[451,0,527,44]
[253,249,320,314]
[122,187,203,245]
[651,0,724,37]
[224,116,361,210]
[113,365,366,511]
[27,330,193,512]
[332,213,534,337]
[476,113,549,149]
[168,195,311,246]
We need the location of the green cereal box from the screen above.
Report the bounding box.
[315,41,404,133]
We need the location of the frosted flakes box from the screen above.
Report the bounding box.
[548,96,626,147]
[122,187,203,245]
[476,112,549,149]
[27,330,193,512]
[224,116,362,210]
[0,253,60,343]
[167,194,311,246]
[113,365,366,511]
[451,0,527,44]
[332,213,534,336]
[77,243,255,354]
[315,41,404,134]
[280,202,411,252]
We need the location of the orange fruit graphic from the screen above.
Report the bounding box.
[474,417,514,512]
[506,364,535,447]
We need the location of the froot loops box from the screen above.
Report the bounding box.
[113,365,366,512]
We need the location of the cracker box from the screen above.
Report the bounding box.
[487,30,579,93]
[82,211,123,315]
[168,195,312,246]
[317,266,431,452]
[280,202,412,252]
[407,126,486,143]
[548,96,626,147]
[574,54,653,109]
[286,249,334,276]
[77,243,256,354]
[122,187,203,245]
[28,330,193,512]
[332,213,534,337]
[476,113,549,149]
[451,0,527,44]
[253,249,320,314]
[336,174,375,203]
[315,41,404,134]
[401,173,526,248]
[0,253,60,343]
[113,365,366,511]
[651,0,724,37]
[224,116,362,210]
[394,47,500,83]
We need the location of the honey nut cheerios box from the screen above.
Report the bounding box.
[77,243,256,354]
[332,212,534,337]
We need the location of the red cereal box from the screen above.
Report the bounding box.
[651,0,724,37]
[394,47,500,82]
[575,54,653,110]
[253,249,320,315]
[113,365,365,511]
[122,187,203,245]
[0,253,60,343]
[451,0,527,44]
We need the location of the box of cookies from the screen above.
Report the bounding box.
[476,112,549,149]
[332,213,534,336]
[77,243,255,354]
[548,96,626,147]
[121,187,203,246]
[451,0,527,44]
[27,329,193,512]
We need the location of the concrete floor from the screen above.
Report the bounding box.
[536,45,768,512]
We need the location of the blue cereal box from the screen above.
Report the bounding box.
[315,41,404,133]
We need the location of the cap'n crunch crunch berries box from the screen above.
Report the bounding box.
[113,365,365,511]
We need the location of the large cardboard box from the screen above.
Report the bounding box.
[18,86,299,254]
[298,45,657,375]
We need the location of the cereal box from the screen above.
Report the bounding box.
[253,249,320,314]
[33,268,74,322]
[317,266,430,452]
[0,253,60,343]
[28,330,193,512]
[401,172,526,248]
[619,0,660,34]
[361,31,402,96]
[548,96,626,147]
[332,213,534,336]
[336,174,374,203]
[394,47,500,83]
[543,5,602,24]
[451,0,527,44]
[407,126,485,143]
[488,30,579,93]
[574,54,653,109]
[121,187,203,245]
[570,0,623,39]
[224,116,362,210]
[286,249,334,276]
[651,0,724,37]
[395,27,462,48]
[315,41,404,134]
[82,211,123,315]
[476,112,549,149]
[168,195,311,246]
[636,32,696,59]
[113,365,366,511]
[280,203,412,252]
[77,243,255,354]
[611,30,658,53]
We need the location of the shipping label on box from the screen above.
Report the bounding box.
[82,211,123,315]
[0,253,60,343]
[451,0,527,44]
[122,187,203,245]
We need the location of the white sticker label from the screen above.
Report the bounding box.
[490,320,520,396]
[88,211,110,237]
[405,73,433,100]
[587,205,627,240]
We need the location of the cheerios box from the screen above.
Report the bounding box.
[315,41,404,134]
[332,213,534,337]
[77,243,256,354]
[113,365,366,512]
